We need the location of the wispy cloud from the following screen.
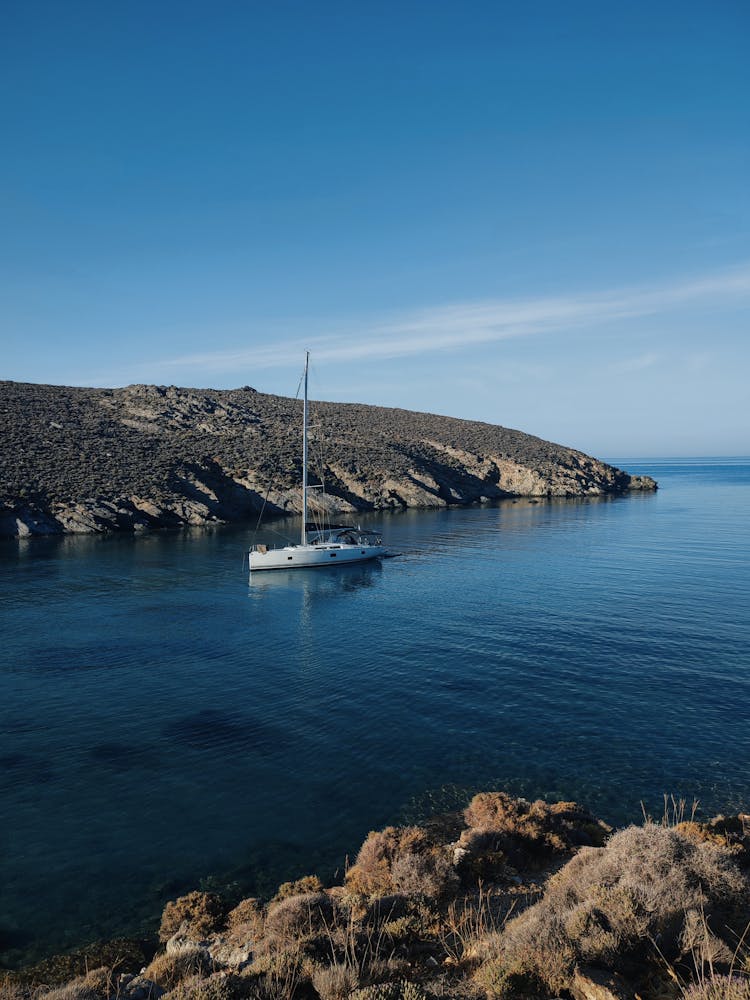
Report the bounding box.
[608,352,660,374]
[105,262,750,382]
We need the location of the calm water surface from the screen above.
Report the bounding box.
[1,459,749,964]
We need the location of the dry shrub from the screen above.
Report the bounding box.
[159,893,228,943]
[440,885,517,967]
[347,827,452,899]
[363,895,410,930]
[680,909,735,970]
[263,892,335,950]
[242,947,304,999]
[477,824,749,993]
[461,793,609,870]
[226,899,265,943]
[78,969,115,999]
[381,917,419,945]
[472,957,543,1000]
[34,968,116,1000]
[0,980,26,1000]
[390,851,458,901]
[349,982,429,1000]
[34,983,101,1000]
[162,973,236,1000]
[144,948,212,989]
[272,876,324,903]
[683,977,750,1000]
[310,963,359,1000]
[677,817,750,869]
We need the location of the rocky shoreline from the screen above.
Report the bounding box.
[0,382,656,538]
[2,792,748,1000]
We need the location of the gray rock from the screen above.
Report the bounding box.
[117,974,164,1000]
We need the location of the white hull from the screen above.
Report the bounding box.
[249,541,383,571]
[248,354,386,574]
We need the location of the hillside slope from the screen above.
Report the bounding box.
[0,381,656,537]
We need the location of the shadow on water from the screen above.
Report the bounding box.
[87,742,156,773]
[164,708,289,756]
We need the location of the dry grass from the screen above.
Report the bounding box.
[242,946,304,1000]
[439,884,517,967]
[29,986,99,1000]
[310,963,360,1000]
[682,976,750,1000]
[162,973,237,1000]
[144,947,212,989]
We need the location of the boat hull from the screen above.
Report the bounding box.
[249,542,383,571]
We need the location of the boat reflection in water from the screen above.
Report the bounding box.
[248,558,383,597]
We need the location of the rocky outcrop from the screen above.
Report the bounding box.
[0,381,656,537]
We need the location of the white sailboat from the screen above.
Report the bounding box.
[248,353,385,571]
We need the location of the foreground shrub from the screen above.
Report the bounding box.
[159,893,228,943]
[35,968,117,1000]
[263,892,335,950]
[461,792,609,871]
[346,826,455,900]
[347,828,430,898]
[310,963,360,1000]
[350,983,429,1000]
[272,876,325,903]
[144,948,212,989]
[34,982,101,1000]
[162,973,238,1000]
[390,850,458,900]
[226,898,265,943]
[683,976,750,1000]
[473,957,543,1000]
[477,823,749,992]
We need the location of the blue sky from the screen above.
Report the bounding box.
[2,1,748,457]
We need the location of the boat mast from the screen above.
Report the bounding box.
[301,351,309,545]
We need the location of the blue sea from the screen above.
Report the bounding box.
[1,459,749,966]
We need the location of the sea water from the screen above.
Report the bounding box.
[1,459,749,965]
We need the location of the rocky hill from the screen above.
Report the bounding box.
[0,381,656,537]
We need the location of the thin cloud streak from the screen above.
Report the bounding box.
[609,352,660,374]
[151,263,750,375]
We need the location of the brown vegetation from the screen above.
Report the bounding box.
[144,948,212,989]
[5,793,750,1000]
[159,894,228,943]
[474,823,749,995]
[460,792,610,871]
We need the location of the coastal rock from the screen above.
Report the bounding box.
[0,380,657,537]
[117,973,165,1000]
[164,930,254,971]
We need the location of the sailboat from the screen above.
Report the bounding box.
[248,353,385,571]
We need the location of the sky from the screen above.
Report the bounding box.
[1,1,748,457]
